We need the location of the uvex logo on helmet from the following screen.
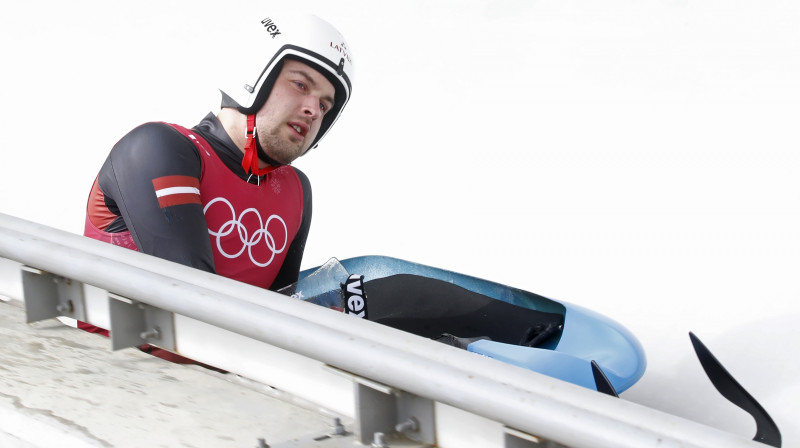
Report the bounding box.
[221,13,354,155]
[261,18,281,38]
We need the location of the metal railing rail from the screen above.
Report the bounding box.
[0,212,763,448]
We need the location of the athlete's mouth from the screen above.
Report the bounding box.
[289,122,308,138]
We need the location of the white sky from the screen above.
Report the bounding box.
[1,0,799,443]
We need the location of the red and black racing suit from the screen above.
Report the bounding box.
[82,113,312,361]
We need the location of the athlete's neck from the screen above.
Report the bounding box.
[217,108,273,170]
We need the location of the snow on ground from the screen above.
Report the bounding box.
[1,0,798,445]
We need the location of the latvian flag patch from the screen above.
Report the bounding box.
[152,175,201,208]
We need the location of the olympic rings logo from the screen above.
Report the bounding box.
[203,197,288,267]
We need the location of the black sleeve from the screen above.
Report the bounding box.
[270,169,312,291]
[98,122,216,273]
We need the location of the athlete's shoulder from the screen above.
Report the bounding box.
[114,122,194,152]
[108,122,201,177]
[112,122,200,158]
[288,166,311,193]
[290,166,310,183]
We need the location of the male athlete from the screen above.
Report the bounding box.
[81,14,354,352]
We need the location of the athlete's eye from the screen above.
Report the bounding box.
[293,81,306,90]
[320,99,335,115]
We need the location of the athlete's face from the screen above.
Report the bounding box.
[255,59,336,166]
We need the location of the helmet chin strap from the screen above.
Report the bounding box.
[242,114,280,176]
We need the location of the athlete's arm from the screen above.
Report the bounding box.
[270,169,312,291]
[97,122,216,272]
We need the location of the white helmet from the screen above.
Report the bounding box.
[220,13,354,152]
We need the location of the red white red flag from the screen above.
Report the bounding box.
[152,175,201,208]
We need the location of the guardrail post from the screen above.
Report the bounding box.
[108,293,175,351]
[352,375,435,447]
[21,266,86,323]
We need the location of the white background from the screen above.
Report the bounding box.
[2,1,798,445]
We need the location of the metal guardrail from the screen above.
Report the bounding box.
[0,212,765,448]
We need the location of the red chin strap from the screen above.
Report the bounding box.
[242,114,277,176]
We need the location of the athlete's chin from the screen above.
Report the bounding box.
[260,134,306,166]
[261,145,301,166]
[268,151,301,166]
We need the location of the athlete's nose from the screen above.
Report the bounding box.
[301,95,322,120]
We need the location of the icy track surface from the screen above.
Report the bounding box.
[0,302,332,448]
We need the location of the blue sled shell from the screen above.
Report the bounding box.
[296,256,646,393]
